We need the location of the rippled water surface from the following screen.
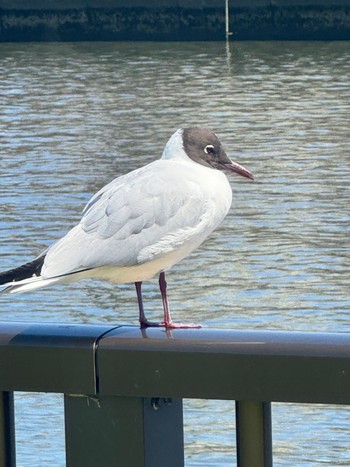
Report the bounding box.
[0,41,349,466]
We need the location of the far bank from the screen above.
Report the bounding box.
[0,1,350,41]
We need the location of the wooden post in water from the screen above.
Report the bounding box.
[225,0,233,39]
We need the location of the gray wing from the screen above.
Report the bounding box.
[42,161,209,276]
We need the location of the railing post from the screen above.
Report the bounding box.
[64,395,184,467]
[0,392,16,467]
[236,401,272,467]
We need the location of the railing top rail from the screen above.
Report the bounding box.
[0,321,350,404]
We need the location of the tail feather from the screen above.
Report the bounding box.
[2,276,61,294]
[0,254,92,294]
[0,255,45,286]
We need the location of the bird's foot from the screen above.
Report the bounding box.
[140,319,201,329]
[140,320,202,329]
[139,319,163,328]
[163,321,202,329]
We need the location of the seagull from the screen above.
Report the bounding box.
[0,127,253,328]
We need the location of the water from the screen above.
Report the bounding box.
[0,41,349,465]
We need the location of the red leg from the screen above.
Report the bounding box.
[158,272,201,329]
[135,281,147,327]
[159,272,172,325]
[135,275,202,329]
[135,281,163,328]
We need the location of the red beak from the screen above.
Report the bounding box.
[223,161,254,180]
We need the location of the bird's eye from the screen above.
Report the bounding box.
[204,145,215,154]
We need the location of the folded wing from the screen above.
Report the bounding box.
[42,160,214,278]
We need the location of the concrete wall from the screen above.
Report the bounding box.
[1,1,350,41]
[2,1,350,8]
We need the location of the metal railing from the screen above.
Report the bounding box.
[1,322,350,466]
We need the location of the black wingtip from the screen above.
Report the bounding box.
[0,255,45,286]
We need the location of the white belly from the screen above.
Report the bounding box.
[84,226,215,283]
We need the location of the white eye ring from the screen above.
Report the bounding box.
[204,145,215,154]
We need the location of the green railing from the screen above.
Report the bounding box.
[1,322,350,466]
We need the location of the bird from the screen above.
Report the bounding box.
[0,127,253,329]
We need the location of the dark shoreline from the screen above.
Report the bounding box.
[1,3,350,41]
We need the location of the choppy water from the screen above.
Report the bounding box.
[0,41,349,466]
